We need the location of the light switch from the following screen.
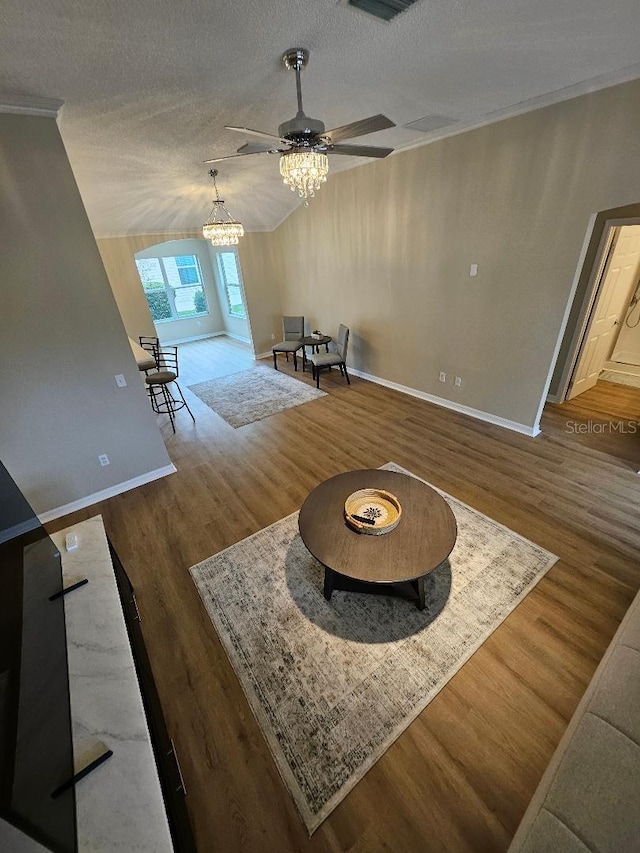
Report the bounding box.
[115,374,127,387]
[470,264,478,277]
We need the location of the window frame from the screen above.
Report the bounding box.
[136,254,210,324]
[215,251,247,320]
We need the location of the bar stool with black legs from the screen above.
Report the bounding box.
[136,335,159,372]
[144,345,195,433]
[138,335,159,353]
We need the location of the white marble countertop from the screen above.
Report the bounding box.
[51,516,173,852]
[128,336,156,371]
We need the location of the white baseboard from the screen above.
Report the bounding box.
[38,464,177,524]
[161,331,224,345]
[348,367,540,437]
[254,351,273,360]
[162,331,251,347]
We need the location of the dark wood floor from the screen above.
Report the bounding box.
[49,342,640,853]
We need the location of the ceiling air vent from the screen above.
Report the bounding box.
[404,114,458,133]
[340,0,421,23]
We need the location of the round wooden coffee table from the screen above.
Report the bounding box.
[298,469,457,610]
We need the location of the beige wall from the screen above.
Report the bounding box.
[99,231,272,352]
[97,231,201,340]
[260,79,640,429]
[237,231,284,354]
[0,113,172,514]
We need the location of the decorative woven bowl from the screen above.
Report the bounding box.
[344,488,402,535]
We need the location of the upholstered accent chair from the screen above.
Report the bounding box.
[272,316,304,371]
[144,345,195,433]
[310,324,351,389]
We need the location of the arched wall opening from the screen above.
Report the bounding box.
[133,238,254,350]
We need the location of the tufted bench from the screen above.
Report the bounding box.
[508,587,640,852]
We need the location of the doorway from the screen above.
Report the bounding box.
[539,208,640,472]
[566,224,640,399]
[548,215,640,405]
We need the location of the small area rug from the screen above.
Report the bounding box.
[188,365,326,427]
[189,462,558,833]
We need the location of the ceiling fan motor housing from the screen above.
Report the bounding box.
[278,114,326,143]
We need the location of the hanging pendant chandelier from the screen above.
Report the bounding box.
[279,150,328,203]
[202,169,244,246]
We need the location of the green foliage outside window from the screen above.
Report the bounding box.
[193,289,207,314]
[146,290,172,321]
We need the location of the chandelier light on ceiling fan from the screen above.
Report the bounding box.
[202,169,244,246]
[279,150,328,201]
[205,48,396,204]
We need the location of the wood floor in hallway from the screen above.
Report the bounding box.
[49,347,640,853]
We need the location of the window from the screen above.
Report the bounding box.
[216,252,246,319]
[135,254,209,322]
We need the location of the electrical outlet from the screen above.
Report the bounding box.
[439,371,447,383]
[470,264,478,277]
[98,454,110,466]
[454,376,462,387]
[115,374,127,388]
[271,333,276,340]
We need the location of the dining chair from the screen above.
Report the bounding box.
[144,345,195,433]
[310,324,351,389]
[272,316,304,371]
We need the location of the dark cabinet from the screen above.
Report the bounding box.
[109,543,196,853]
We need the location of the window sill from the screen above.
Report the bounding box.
[154,313,210,324]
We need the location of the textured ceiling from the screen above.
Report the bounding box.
[2,0,640,235]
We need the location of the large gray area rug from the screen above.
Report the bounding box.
[188,365,326,427]
[189,462,558,833]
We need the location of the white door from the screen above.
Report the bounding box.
[568,225,640,400]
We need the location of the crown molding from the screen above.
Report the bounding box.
[0,94,64,117]
[94,226,276,239]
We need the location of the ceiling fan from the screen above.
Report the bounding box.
[204,48,396,200]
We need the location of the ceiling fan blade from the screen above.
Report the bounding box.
[329,143,394,159]
[225,125,290,145]
[203,150,274,164]
[323,114,395,144]
[237,141,287,155]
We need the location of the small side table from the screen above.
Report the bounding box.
[301,335,331,372]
